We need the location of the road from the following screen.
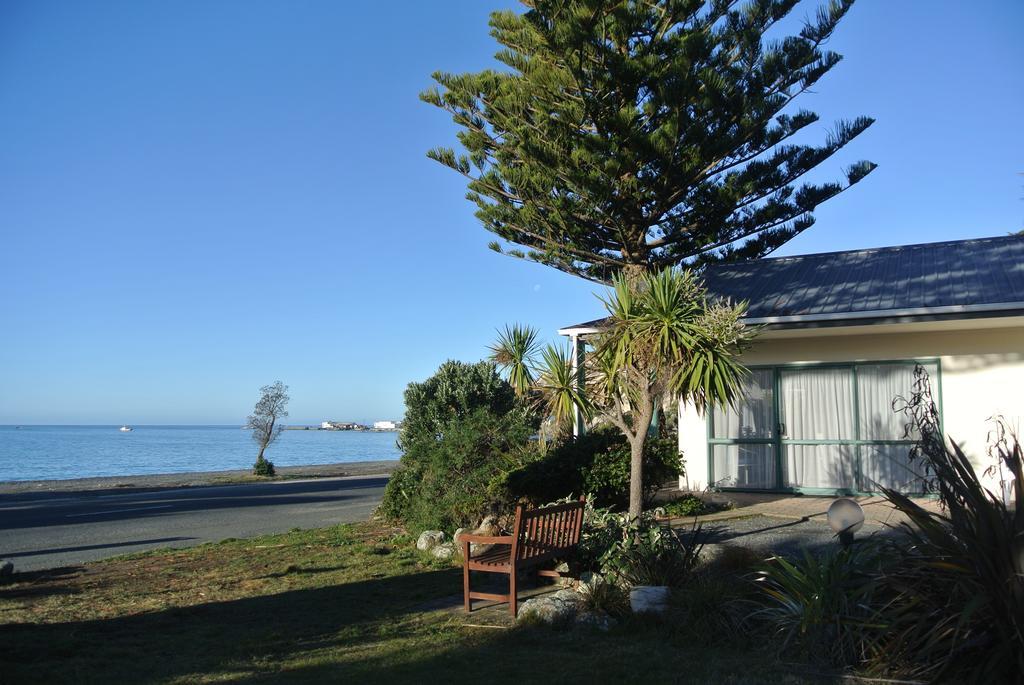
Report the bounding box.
[0,475,388,572]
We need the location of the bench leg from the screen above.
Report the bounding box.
[509,569,518,617]
[463,565,471,613]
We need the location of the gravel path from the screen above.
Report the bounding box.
[693,514,898,557]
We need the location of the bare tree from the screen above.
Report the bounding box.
[246,381,289,476]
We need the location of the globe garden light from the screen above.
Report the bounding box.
[827,498,865,547]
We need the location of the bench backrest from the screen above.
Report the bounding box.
[512,497,586,566]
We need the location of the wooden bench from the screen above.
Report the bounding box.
[459,496,586,616]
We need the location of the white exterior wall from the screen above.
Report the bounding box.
[678,318,1024,493]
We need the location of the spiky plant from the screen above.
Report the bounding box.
[869,367,1024,682]
[749,546,882,667]
[489,323,540,397]
[534,342,591,436]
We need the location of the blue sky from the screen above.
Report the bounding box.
[1,1,1021,425]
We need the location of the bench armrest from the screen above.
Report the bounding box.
[458,533,513,544]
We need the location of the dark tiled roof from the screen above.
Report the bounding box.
[561,234,1024,331]
[705,234,1024,320]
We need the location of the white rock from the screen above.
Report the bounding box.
[552,588,584,605]
[518,589,584,625]
[630,585,670,614]
[431,542,457,560]
[416,530,446,551]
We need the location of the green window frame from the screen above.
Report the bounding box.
[706,359,943,496]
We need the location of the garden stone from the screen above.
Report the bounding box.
[465,516,500,556]
[453,528,466,555]
[630,585,670,614]
[552,588,584,605]
[0,560,13,579]
[575,610,616,632]
[431,542,457,560]
[554,561,573,585]
[416,530,445,551]
[518,589,583,625]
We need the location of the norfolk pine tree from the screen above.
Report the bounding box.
[426,0,876,517]
[423,0,876,282]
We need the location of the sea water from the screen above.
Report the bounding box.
[0,425,401,482]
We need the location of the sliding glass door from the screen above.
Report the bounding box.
[710,369,777,489]
[708,360,938,494]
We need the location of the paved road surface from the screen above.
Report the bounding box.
[0,475,388,572]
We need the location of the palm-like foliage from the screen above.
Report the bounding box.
[490,268,754,517]
[592,270,753,515]
[534,342,591,433]
[489,324,540,397]
[597,269,751,415]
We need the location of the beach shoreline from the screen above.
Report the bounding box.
[0,460,399,495]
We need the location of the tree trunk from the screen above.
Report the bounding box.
[256,417,275,464]
[622,263,647,288]
[627,433,646,519]
[626,389,658,518]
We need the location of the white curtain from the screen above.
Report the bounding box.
[861,444,929,493]
[781,368,854,489]
[781,368,854,440]
[785,444,856,489]
[857,363,937,440]
[713,369,775,439]
[712,444,775,489]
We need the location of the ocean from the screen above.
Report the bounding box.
[0,425,401,482]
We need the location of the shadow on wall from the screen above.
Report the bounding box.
[941,352,1024,374]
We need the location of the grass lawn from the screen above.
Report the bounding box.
[0,521,834,684]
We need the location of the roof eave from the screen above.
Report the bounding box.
[747,302,1024,329]
[560,302,1024,337]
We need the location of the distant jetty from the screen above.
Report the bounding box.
[284,420,401,432]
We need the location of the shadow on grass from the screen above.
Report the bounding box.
[0,566,835,685]
[0,566,85,600]
[1,537,197,559]
[0,567,462,684]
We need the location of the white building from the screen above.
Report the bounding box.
[560,235,1024,498]
[373,420,398,431]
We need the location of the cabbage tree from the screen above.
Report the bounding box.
[492,268,754,517]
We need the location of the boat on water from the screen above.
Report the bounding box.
[119,425,133,432]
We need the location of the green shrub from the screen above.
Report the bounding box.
[379,360,538,532]
[502,425,681,509]
[600,517,706,588]
[584,435,681,509]
[252,456,275,477]
[662,493,712,517]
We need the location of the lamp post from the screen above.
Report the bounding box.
[827,498,865,547]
